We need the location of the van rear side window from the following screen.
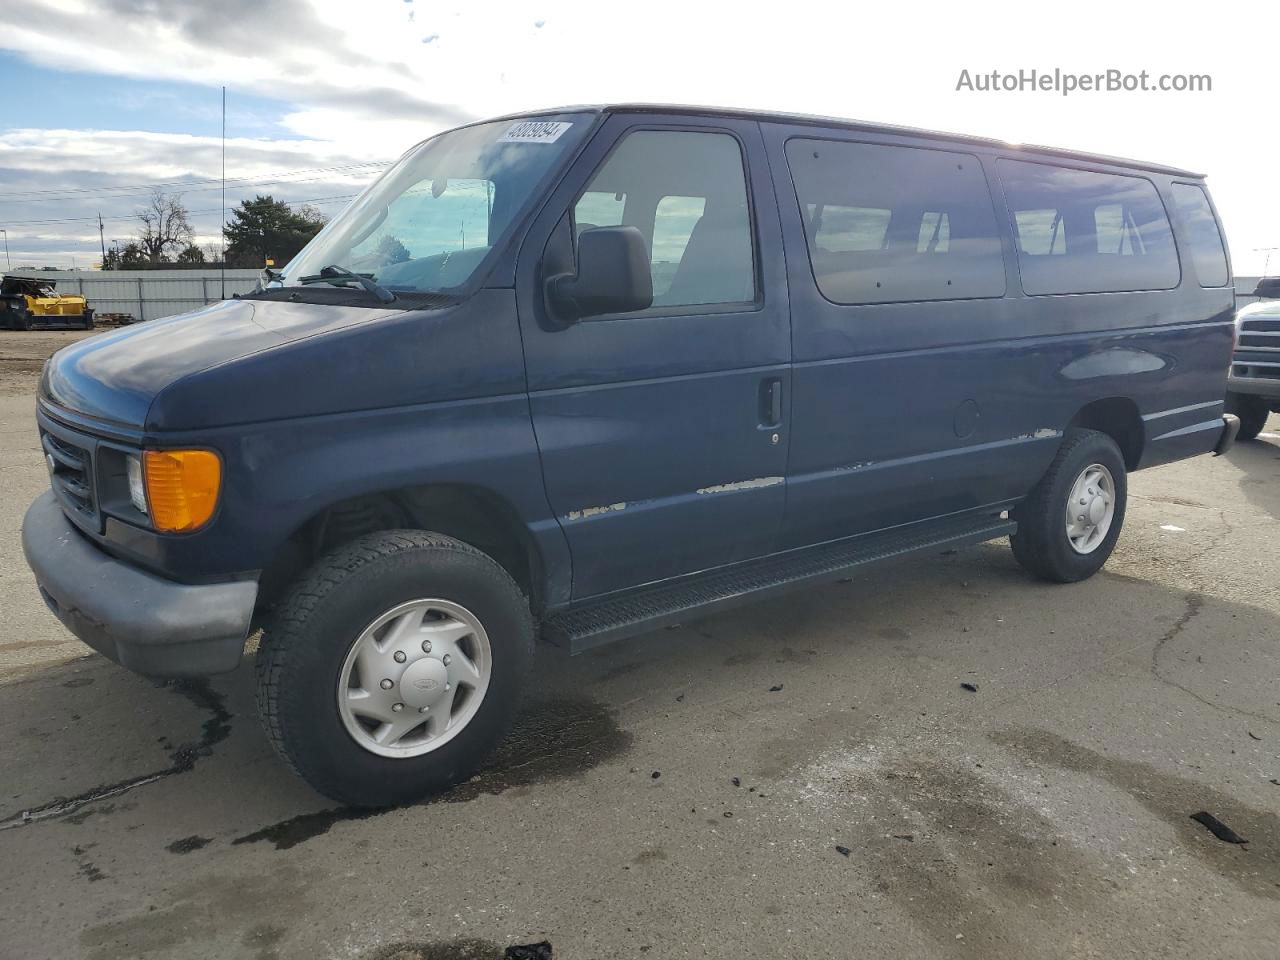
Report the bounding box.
[785,139,1005,305]
[998,160,1180,295]
[1170,183,1229,287]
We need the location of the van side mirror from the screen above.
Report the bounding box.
[546,226,653,323]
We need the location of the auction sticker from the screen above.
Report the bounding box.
[499,120,573,144]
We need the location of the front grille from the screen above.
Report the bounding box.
[1238,316,1280,352]
[40,427,96,520]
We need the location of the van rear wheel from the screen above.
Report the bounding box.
[255,530,534,807]
[1011,428,1127,583]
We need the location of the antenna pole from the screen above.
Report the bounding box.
[221,85,227,299]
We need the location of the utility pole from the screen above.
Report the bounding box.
[98,213,107,268]
[0,229,10,270]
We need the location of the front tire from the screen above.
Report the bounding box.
[255,530,534,807]
[1225,393,1269,442]
[1011,429,1127,583]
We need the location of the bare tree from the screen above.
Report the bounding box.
[135,190,195,265]
[298,203,329,228]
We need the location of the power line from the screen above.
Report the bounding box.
[0,161,389,203]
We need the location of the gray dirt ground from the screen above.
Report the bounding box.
[1,328,1277,960]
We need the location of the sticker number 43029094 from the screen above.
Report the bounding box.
[498,120,573,144]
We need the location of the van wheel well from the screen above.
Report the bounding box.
[1067,398,1144,470]
[257,487,540,613]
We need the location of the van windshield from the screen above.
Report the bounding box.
[280,115,590,297]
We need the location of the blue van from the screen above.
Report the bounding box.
[22,105,1238,805]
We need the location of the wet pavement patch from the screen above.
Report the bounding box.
[76,859,106,882]
[232,806,381,851]
[812,747,1105,953]
[993,727,1280,899]
[79,864,311,960]
[0,679,231,831]
[232,695,631,850]
[73,844,106,882]
[165,835,212,854]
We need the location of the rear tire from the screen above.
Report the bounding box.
[255,530,534,807]
[1226,393,1269,442]
[1011,429,1127,583]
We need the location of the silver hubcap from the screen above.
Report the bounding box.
[337,598,492,758]
[1065,463,1115,554]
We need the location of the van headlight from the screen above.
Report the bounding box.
[126,454,148,516]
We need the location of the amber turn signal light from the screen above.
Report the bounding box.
[142,450,221,532]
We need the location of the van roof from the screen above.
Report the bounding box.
[494,103,1205,179]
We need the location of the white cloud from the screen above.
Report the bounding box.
[0,128,379,267]
[0,0,1276,272]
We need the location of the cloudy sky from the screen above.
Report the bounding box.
[0,0,1276,274]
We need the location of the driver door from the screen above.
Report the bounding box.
[515,114,791,600]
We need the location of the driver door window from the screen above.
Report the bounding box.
[571,130,756,309]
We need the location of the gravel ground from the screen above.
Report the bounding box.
[1,328,1277,960]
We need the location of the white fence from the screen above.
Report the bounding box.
[8,269,263,323]
[1235,276,1268,307]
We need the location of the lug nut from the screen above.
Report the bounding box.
[419,706,429,713]
[392,702,404,713]
[442,654,451,666]
[380,678,393,690]
[421,640,432,653]
[393,651,407,663]
[445,682,451,691]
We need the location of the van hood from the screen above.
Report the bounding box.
[41,297,397,429]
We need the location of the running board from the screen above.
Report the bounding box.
[544,513,1016,653]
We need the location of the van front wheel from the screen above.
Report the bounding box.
[1011,429,1127,583]
[1225,393,1269,442]
[255,530,534,807]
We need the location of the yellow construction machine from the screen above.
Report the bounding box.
[1,276,95,330]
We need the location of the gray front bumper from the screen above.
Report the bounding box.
[21,491,257,677]
[1227,373,1280,401]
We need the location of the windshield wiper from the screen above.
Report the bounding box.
[298,264,396,304]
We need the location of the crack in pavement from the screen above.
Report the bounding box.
[1149,592,1279,728]
[0,679,231,831]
